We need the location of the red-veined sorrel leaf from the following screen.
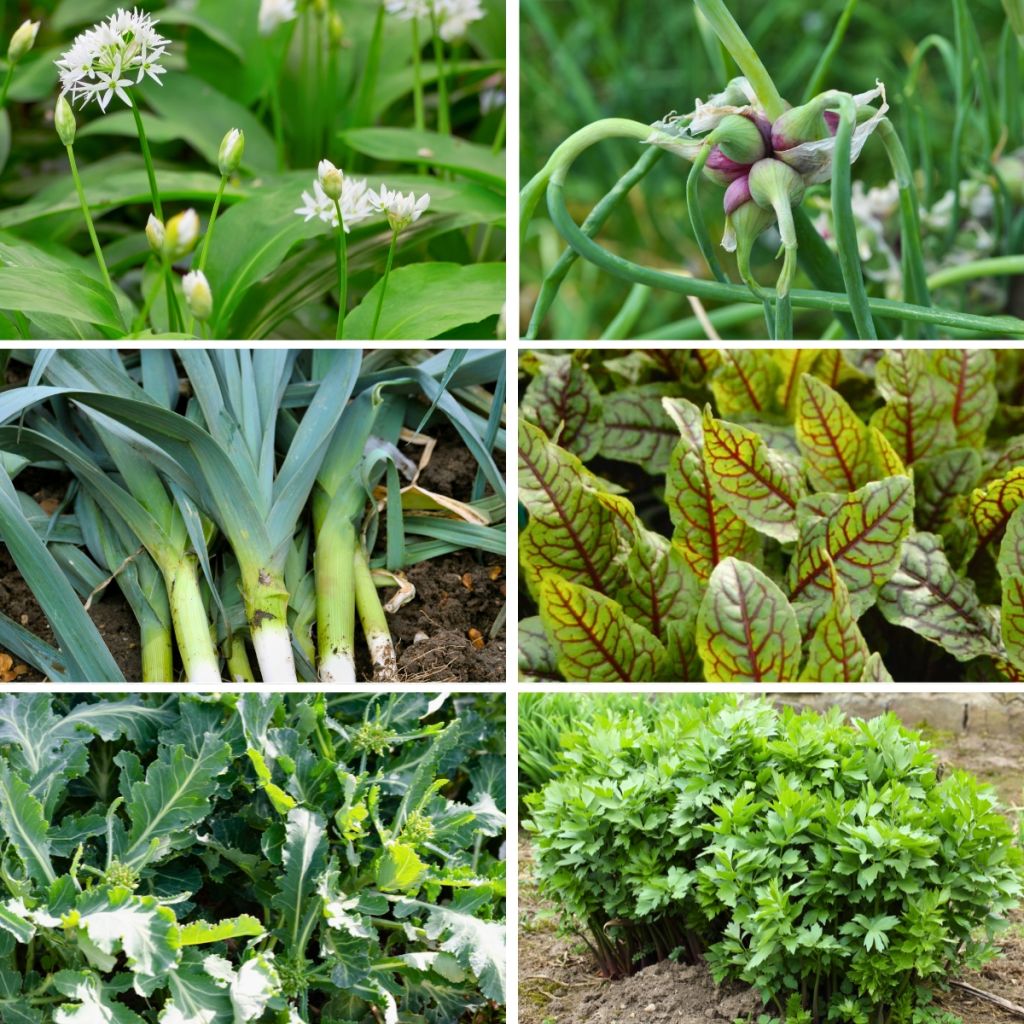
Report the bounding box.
[799,556,870,683]
[520,353,604,460]
[794,374,871,492]
[537,573,666,682]
[599,383,684,473]
[915,449,982,532]
[702,408,807,543]
[518,420,629,596]
[868,427,906,479]
[869,350,956,464]
[860,651,894,682]
[997,505,1024,671]
[788,476,915,620]
[707,350,780,418]
[877,532,1003,662]
[663,398,760,581]
[774,349,822,419]
[984,435,1024,484]
[813,350,866,390]
[696,558,801,682]
[518,616,560,680]
[615,527,700,640]
[970,467,1024,548]
[932,349,997,448]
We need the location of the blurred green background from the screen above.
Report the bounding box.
[519,0,1014,339]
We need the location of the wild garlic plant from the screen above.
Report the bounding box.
[521,0,1024,341]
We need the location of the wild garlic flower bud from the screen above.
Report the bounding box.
[218,128,245,176]
[145,214,165,254]
[258,0,298,35]
[55,8,169,110]
[183,270,213,321]
[318,159,344,201]
[7,19,40,64]
[164,209,200,259]
[328,12,345,47]
[55,95,77,147]
[372,185,431,232]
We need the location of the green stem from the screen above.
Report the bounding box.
[369,229,399,340]
[802,0,859,102]
[225,632,255,682]
[353,543,397,681]
[687,145,729,283]
[411,18,425,132]
[167,557,220,683]
[545,179,1024,337]
[162,256,182,333]
[313,505,356,682]
[491,107,506,152]
[130,93,161,220]
[132,265,161,334]
[429,10,450,134]
[0,64,13,110]
[140,618,174,683]
[600,283,650,339]
[693,0,786,119]
[333,199,348,339]
[926,255,1024,289]
[65,144,116,300]
[185,175,227,337]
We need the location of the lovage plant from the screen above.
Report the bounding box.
[526,696,1024,1024]
[520,0,1024,341]
[0,0,505,340]
[0,691,507,1024]
[519,347,1024,683]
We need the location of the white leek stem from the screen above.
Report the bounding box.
[319,650,356,683]
[251,618,297,683]
[315,514,356,682]
[353,545,398,682]
[167,558,222,683]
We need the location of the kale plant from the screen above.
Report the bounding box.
[525,696,1024,1024]
[518,347,1024,682]
[0,692,506,1023]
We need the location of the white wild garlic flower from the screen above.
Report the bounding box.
[385,0,485,39]
[56,7,169,110]
[295,174,375,232]
[372,185,430,232]
[259,0,299,36]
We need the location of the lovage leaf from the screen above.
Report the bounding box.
[537,573,666,682]
[520,353,603,460]
[932,349,997,448]
[970,467,1024,548]
[869,350,955,464]
[794,374,871,492]
[788,476,915,621]
[696,558,802,682]
[702,409,806,543]
[518,420,629,595]
[708,350,780,418]
[799,557,871,683]
[663,398,760,581]
[877,532,1003,661]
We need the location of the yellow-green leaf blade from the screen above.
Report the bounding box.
[794,374,871,492]
[697,558,801,682]
[932,349,997,447]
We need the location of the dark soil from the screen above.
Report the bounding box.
[0,425,506,683]
[520,711,1024,1024]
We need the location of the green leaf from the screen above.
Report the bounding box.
[117,736,232,869]
[339,128,505,188]
[0,759,56,885]
[663,398,760,581]
[868,426,907,479]
[788,476,915,620]
[997,505,1024,671]
[53,971,146,1024]
[915,449,982,532]
[344,263,504,340]
[163,961,234,1024]
[869,350,956,464]
[794,374,871,492]
[696,558,802,682]
[0,902,34,944]
[176,915,265,946]
[774,349,823,418]
[877,532,1003,661]
[971,467,1024,548]
[71,889,178,996]
[708,350,781,418]
[0,268,125,334]
[521,353,604,460]
[377,842,428,892]
[271,808,328,944]
[799,557,870,683]
[598,384,683,473]
[518,420,629,596]
[245,749,296,815]
[517,616,559,679]
[932,349,997,447]
[537,573,666,682]
[702,409,806,543]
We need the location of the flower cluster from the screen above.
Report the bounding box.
[385,0,486,41]
[56,7,169,111]
[258,0,299,36]
[295,161,430,233]
[647,77,889,270]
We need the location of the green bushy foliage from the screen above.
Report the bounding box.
[526,696,1024,1024]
